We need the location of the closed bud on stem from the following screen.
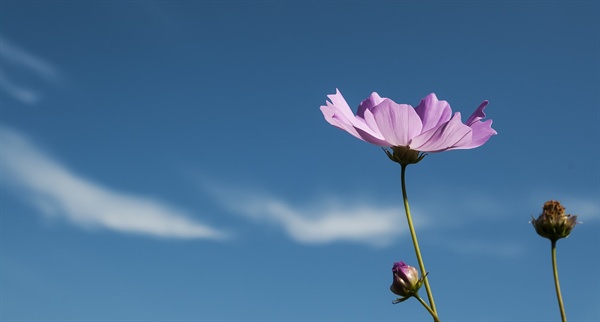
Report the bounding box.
[390,261,424,303]
[531,200,579,242]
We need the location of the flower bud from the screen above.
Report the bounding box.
[390,261,423,302]
[531,200,578,241]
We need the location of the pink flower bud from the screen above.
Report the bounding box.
[390,261,422,301]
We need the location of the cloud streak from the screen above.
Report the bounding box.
[203,184,429,246]
[0,126,229,240]
[0,35,61,105]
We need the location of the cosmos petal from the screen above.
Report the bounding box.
[371,99,423,146]
[410,112,472,152]
[320,103,362,140]
[466,100,489,126]
[320,89,387,143]
[414,93,452,133]
[357,92,385,118]
[454,119,497,149]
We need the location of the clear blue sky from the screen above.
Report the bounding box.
[1,1,598,321]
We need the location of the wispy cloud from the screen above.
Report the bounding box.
[0,126,229,240]
[203,184,430,246]
[0,71,40,104]
[0,35,61,105]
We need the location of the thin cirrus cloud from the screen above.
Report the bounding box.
[0,35,61,105]
[0,126,229,240]
[203,183,429,246]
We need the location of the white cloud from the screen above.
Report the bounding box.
[204,184,430,246]
[0,35,61,105]
[0,126,229,240]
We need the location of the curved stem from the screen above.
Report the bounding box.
[400,164,437,315]
[415,295,441,322]
[551,240,567,322]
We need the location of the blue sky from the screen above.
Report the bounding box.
[1,1,598,321]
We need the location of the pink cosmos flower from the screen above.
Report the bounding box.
[320,89,496,152]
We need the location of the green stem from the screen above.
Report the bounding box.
[551,240,567,322]
[400,164,437,316]
[415,295,441,322]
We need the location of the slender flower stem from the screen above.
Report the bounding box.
[415,295,440,322]
[400,164,437,316]
[551,240,567,322]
